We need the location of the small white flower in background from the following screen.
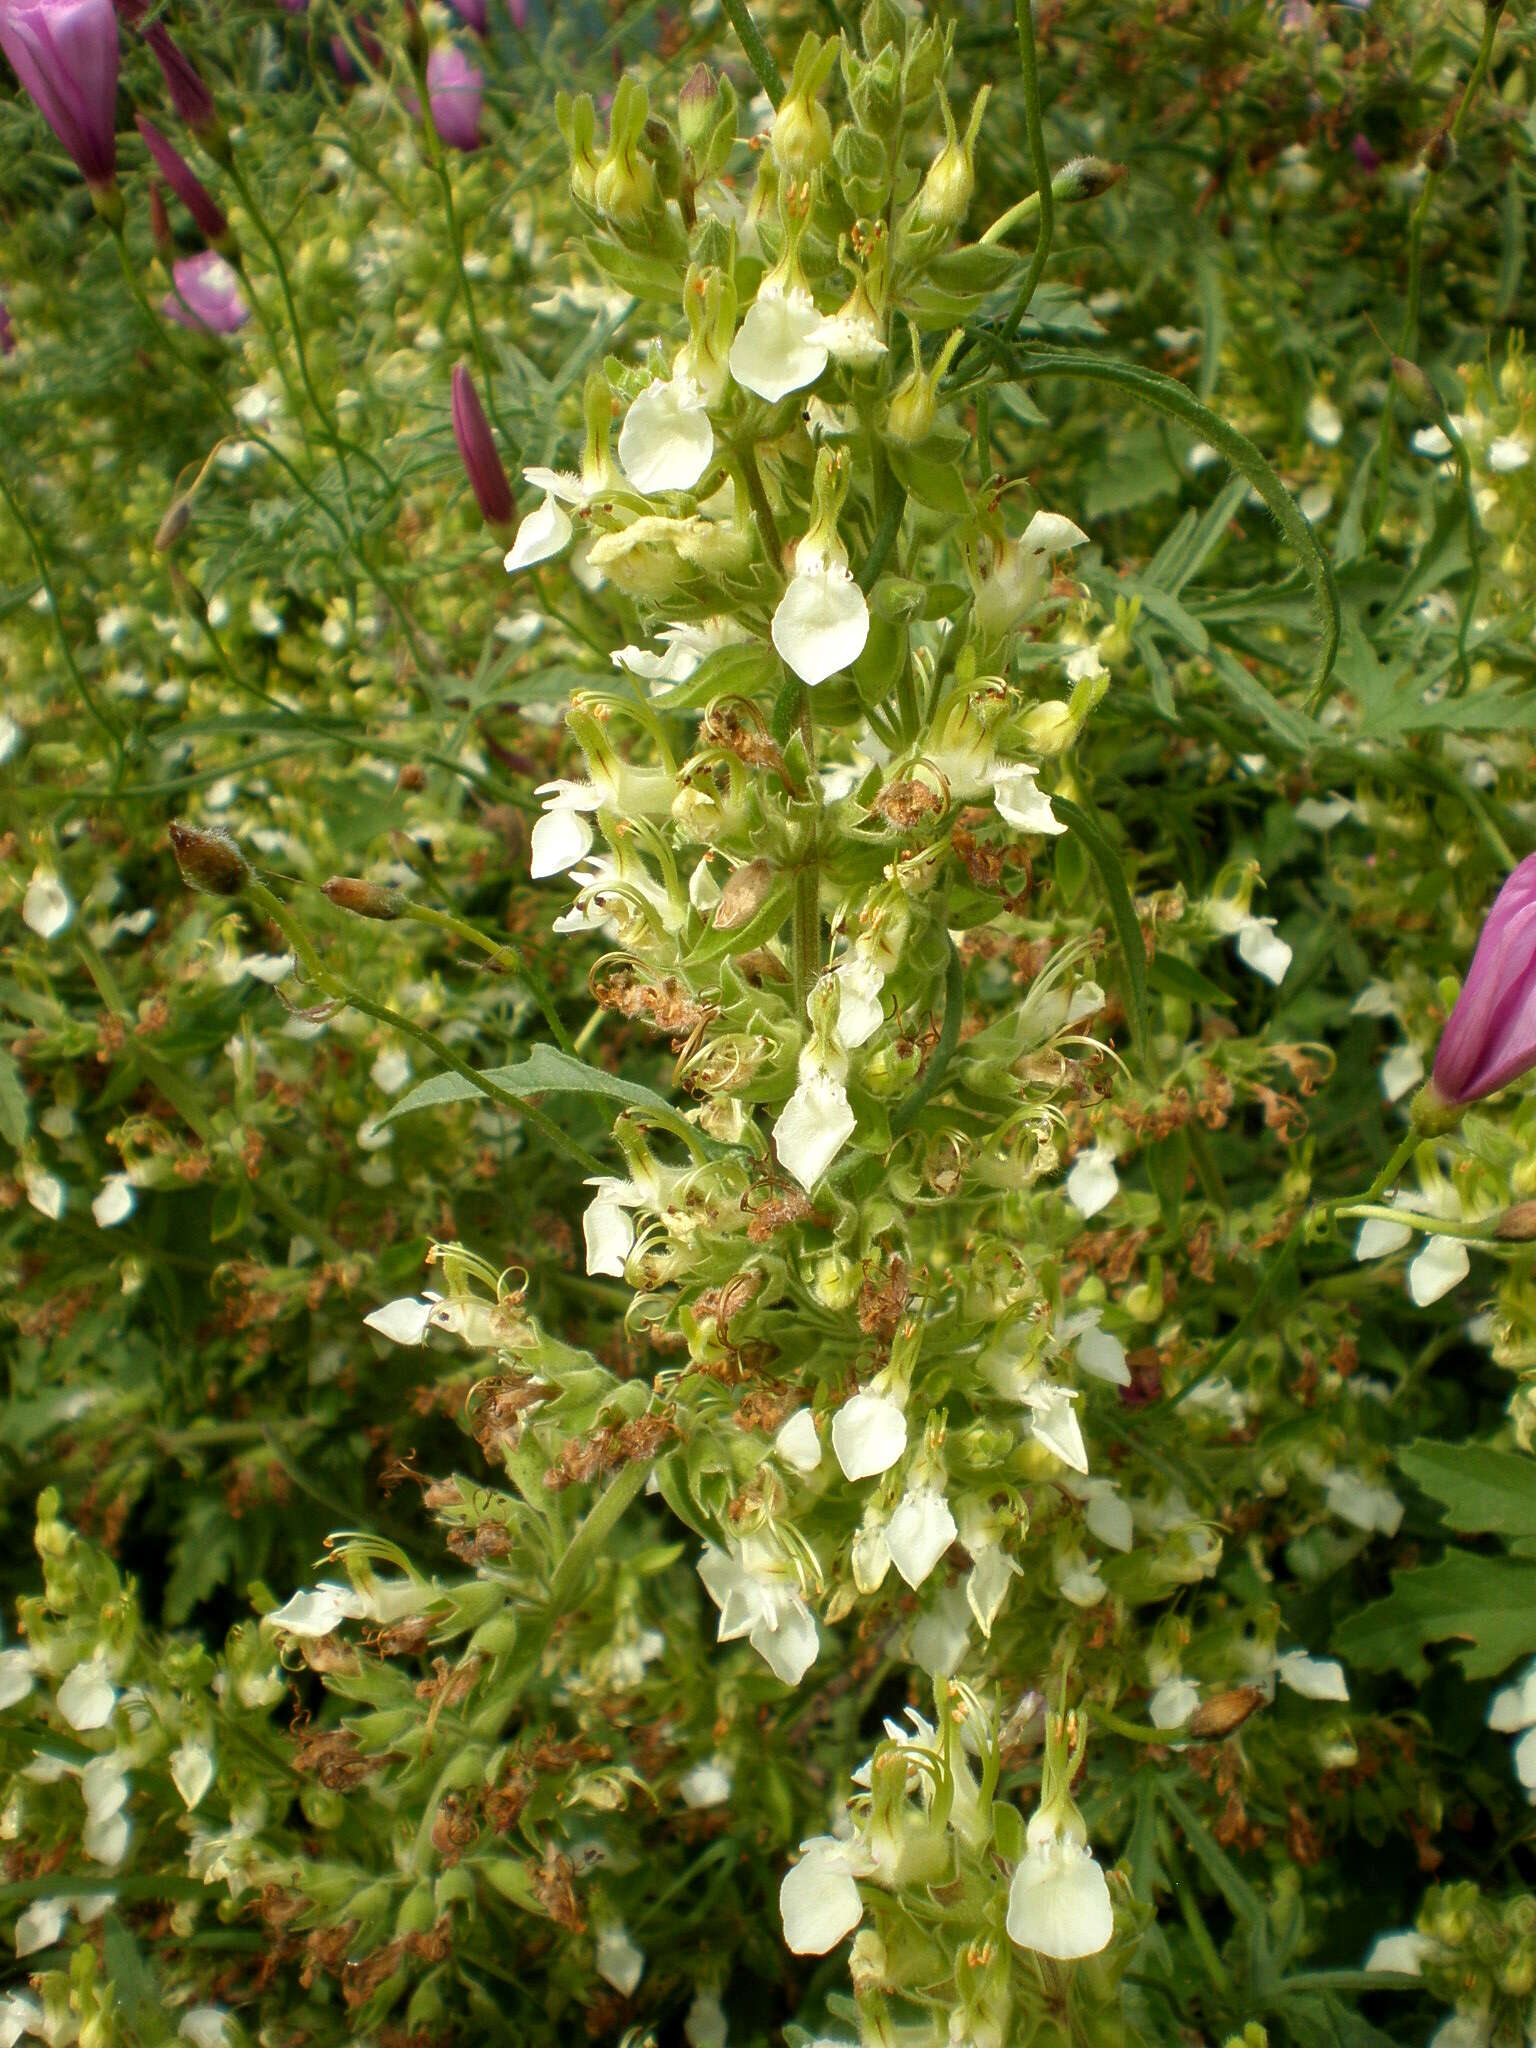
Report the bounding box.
[1065,1145,1118,1219]
[774,1408,822,1475]
[1149,1676,1199,1729]
[57,1653,117,1732]
[886,1486,957,1589]
[1055,1552,1108,1607]
[831,1391,908,1481]
[1487,435,1531,473]
[530,778,605,879]
[0,714,22,764]
[370,1046,411,1095]
[1352,979,1399,1019]
[1411,424,1452,459]
[1294,794,1355,830]
[1305,393,1343,446]
[779,1834,866,1954]
[0,1992,45,2046]
[684,1986,728,2048]
[171,1740,216,1811]
[363,1295,438,1346]
[503,493,573,573]
[993,762,1063,835]
[81,1753,130,1867]
[698,1532,818,1686]
[1409,1235,1470,1307]
[611,616,748,689]
[772,1059,856,1189]
[1276,1649,1349,1701]
[265,1583,369,1638]
[92,1174,136,1229]
[1298,482,1333,525]
[21,869,72,939]
[581,1176,644,1279]
[771,549,870,687]
[1080,1480,1134,1553]
[729,285,827,402]
[618,372,714,495]
[1487,1659,1536,1797]
[966,1543,1020,1635]
[594,1923,644,1996]
[1379,1041,1424,1103]
[14,1897,68,1958]
[1063,643,1107,682]
[1366,1929,1433,1976]
[1236,916,1291,983]
[0,1643,36,1711]
[678,1756,733,1809]
[179,2011,232,2048]
[1006,1813,1114,1961]
[1024,1380,1089,1474]
[1324,1470,1404,1536]
[23,1168,65,1222]
[1059,1308,1130,1386]
[807,307,887,368]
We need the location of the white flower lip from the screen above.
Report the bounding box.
[831,1390,908,1481]
[993,762,1064,836]
[1407,1234,1469,1306]
[265,1583,369,1638]
[771,564,871,686]
[22,869,72,940]
[1006,1832,1114,1959]
[1276,1648,1349,1701]
[504,493,573,572]
[729,286,828,403]
[530,778,603,880]
[779,1835,863,1954]
[363,1295,437,1346]
[1065,1146,1118,1219]
[618,373,715,495]
[887,1486,958,1588]
[773,1065,857,1188]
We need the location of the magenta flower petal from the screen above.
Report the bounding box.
[451,361,513,527]
[0,0,120,187]
[426,42,483,152]
[448,0,487,31]
[1432,855,1536,1104]
[141,21,216,136]
[135,114,227,243]
[162,250,248,336]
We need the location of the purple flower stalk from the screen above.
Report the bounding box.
[135,114,228,245]
[0,296,15,356]
[451,362,513,529]
[162,249,248,335]
[426,42,483,152]
[0,0,120,189]
[1431,855,1536,1106]
[142,21,217,139]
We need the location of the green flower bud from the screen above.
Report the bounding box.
[556,90,599,207]
[772,33,837,180]
[885,326,965,445]
[596,79,659,227]
[678,62,721,154]
[912,86,989,233]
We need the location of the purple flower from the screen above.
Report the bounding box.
[0,297,15,356]
[330,19,382,82]
[427,42,483,151]
[0,0,120,189]
[279,0,308,10]
[448,0,486,31]
[504,0,527,25]
[451,362,513,528]
[136,114,228,244]
[1351,132,1381,174]
[1432,855,1536,1105]
[141,22,217,138]
[162,250,248,335]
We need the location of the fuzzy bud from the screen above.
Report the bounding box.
[1423,129,1455,174]
[772,32,836,180]
[1056,155,1127,203]
[154,496,192,552]
[168,821,249,896]
[712,858,777,931]
[323,876,404,920]
[678,62,720,153]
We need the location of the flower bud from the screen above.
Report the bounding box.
[1020,700,1080,754]
[557,90,599,206]
[154,496,192,552]
[596,78,659,227]
[912,87,989,233]
[135,115,230,247]
[1424,130,1455,174]
[1056,155,1128,203]
[772,32,836,180]
[1428,853,1536,1106]
[143,23,228,157]
[678,63,721,153]
[168,821,249,896]
[1390,354,1440,422]
[885,327,964,446]
[323,876,404,920]
[713,857,777,931]
[1188,1686,1265,1739]
[451,361,515,530]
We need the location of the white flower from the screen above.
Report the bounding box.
[966,1544,1019,1635]
[582,1177,640,1278]
[1023,510,1089,555]
[773,1064,856,1188]
[771,562,870,686]
[22,869,72,940]
[0,1993,44,2047]
[24,1169,65,1222]
[820,956,886,1050]
[363,1296,436,1346]
[1411,425,1452,458]
[1305,393,1343,446]
[618,373,715,495]
[1487,1661,1536,1733]
[1024,1382,1088,1474]
[530,778,604,880]
[179,2013,230,2048]
[779,1835,863,1954]
[831,1392,908,1481]
[1065,1146,1118,1219]
[1408,1236,1469,1307]
[371,1046,412,1095]
[684,1987,728,2048]
[92,1175,136,1229]
[0,1647,36,1711]
[887,1487,957,1589]
[503,494,573,573]
[1235,916,1291,983]
[1056,1553,1108,1607]
[1355,1213,1413,1260]
[14,1898,68,1957]
[1294,796,1354,830]
[1005,1823,1114,1960]
[679,1757,733,1808]
[265,1583,369,1638]
[1083,1483,1134,1553]
[729,286,827,402]
[595,1923,644,1996]
[1380,1042,1424,1102]
[993,763,1063,835]
[58,1654,117,1731]
[1060,1309,1130,1386]
[1366,1930,1432,1976]
[774,1409,822,1475]
[611,617,748,689]
[1149,1677,1199,1729]
[1487,435,1531,473]
[171,1740,216,1811]
[1324,1471,1404,1536]
[1063,643,1107,682]
[807,309,887,367]
[698,1534,819,1686]
[1276,1649,1349,1701]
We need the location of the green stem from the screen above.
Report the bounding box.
[792,863,820,1016]
[1333,1202,1499,1246]
[1000,0,1055,340]
[418,102,511,452]
[890,936,964,1137]
[720,0,785,102]
[737,441,785,573]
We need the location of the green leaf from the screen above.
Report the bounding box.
[103,1915,159,2044]
[1052,798,1148,1062]
[1399,1439,1536,1539]
[0,1043,28,1150]
[1334,1548,1536,1681]
[1147,953,1234,1008]
[382,1045,679,1128]
[580,236,677,304]
[886,444,973,516]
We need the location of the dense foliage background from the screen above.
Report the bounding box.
[2,0,1535,2043]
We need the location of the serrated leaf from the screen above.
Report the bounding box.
[1334,1549,1536,1681]
[1399,1439,1536,1539]
[382,1045,679,1128]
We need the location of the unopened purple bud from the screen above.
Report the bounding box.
[504,0,528,24]
[1350,132,1380,173]
[451,362,514,528]
[0,297,14,357]
[162,250,248,336]
[427,42,483,152]
[136,114,229,245]
[1430,854,1536,1106]
[448,0,487,32]
[142,22,219,141]
[0,0,121,190]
